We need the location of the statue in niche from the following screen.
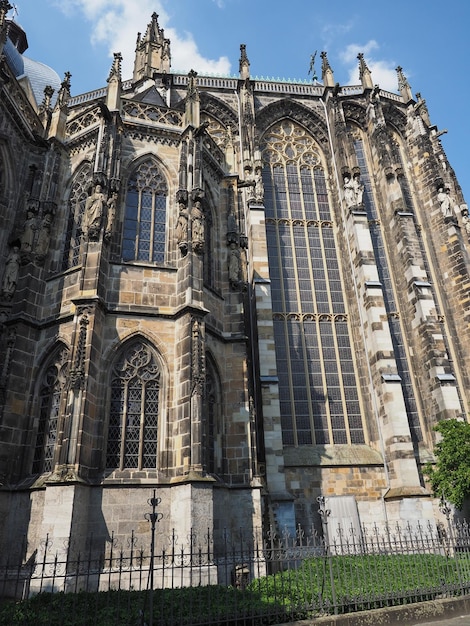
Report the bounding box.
[104,192,118,243]
[83,184,106,240]
[176,203,189,255]
[437,186,456,220]
[20,209,38,253]
[461,207,470,239]
[191,199,205,253]
[343,174,356,208]
[228,243,240,286]
[1,244,21,300]
[35,213,53,262]
[254,171,264,203]
[352,173,364,206]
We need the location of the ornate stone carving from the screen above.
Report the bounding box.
[191,318,205,396]
[69,307,90,390]
[1,243,20,301]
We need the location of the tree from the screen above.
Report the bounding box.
[424,418,470,509]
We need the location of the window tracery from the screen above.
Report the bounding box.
[203,356,222,475]
[62,163,92,270]
[122,158,168,263]
[32,346,70,474]
[262,120,364,446]
[106,340,161,470]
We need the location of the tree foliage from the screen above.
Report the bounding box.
[424,418,470,509]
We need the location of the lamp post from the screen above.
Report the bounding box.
[317,495,337,614]
[144,490,162,626]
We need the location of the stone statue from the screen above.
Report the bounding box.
[1,245,20,300]
[461,208,470,239]
[20,210,37,253]
[105,192,118,242]
[254,171,264,203]
[35,213,53,262]
[352,173,364,206]
[343,175,356,208]
[228,243,240,286]
[191,200,205,253]
[176,203,189,255]
[437,186,454,219]
[83,184,106,240]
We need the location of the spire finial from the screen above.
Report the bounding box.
[396,66,413,103]
[239,44,250,80]
[320,51,335,88]
[185,69,200,128]
[357,53,373,90]
[107,52,122,83]
[55,71,71,109]
[106,52,122,111]
[133,13,171,82]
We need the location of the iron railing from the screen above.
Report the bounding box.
[1,518,470,625]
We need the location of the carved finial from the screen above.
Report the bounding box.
[39,85,54,112]
[239,43,250,80]
[396,66,413,103]
[107,52,122,83]
[414,91,431,126]
[55,71,71,108]
[320,51,335,88]
[357,53,373,90]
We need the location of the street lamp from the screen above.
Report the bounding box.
[144,490,163,626]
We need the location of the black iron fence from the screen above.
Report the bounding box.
[1,518,470,625]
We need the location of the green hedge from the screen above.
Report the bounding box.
[1,552,469,625]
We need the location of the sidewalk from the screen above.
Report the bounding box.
[414,618,469,626]
[285,595,470,625]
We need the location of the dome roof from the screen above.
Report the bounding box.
[4,24,61,108]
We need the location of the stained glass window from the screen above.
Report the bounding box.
[32,347,69,474]
[122,159,168,263]
[106,340,161,470]
[262,120,364,446]
[62,163,92,270]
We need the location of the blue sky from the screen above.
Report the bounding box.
[11,0,470,201]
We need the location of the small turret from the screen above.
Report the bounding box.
[396,66,413,103]
[133,13,171,83]
[357,53,374,90]
[239,44,250,80]
[320,51,335,88]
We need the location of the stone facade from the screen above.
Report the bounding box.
[0,7,469,562]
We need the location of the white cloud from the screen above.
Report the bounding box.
[339,40,399,92]
[53,0,231,78]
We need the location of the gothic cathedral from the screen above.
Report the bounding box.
[1,5,469,558]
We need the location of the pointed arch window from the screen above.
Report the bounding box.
[62,163,92,270]
[32,346,69,474]
[122,159,168,263]
[106,340,161,470]
[262,119,365,446]
[202,356,223,474]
